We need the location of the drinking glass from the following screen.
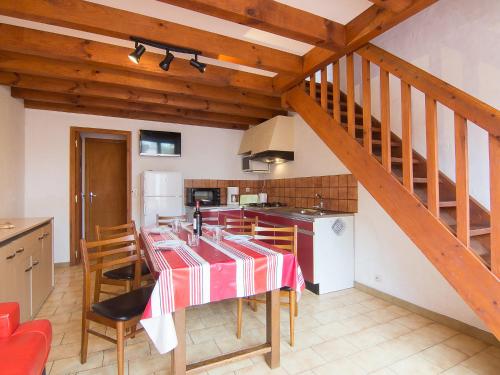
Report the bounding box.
[188,232,199,247]
[172,219,181,233]
[213,226,223,243]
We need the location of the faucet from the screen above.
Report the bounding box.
[314,193,324,211]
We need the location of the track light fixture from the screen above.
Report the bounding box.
[159,51,175,71]
[128,42,145,64]
[190,55,207,73]
[129,36,205,73]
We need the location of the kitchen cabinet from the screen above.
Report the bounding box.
[0,218,54,321]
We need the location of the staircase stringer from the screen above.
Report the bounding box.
[285,85,500,338]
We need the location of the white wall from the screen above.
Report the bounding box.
[284,0,498,331]
[24,109,255,263]
[0,86,25,218]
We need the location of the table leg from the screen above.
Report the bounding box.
[172,309,186,375]
[265,289,280,368]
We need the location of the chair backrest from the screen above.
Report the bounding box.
[251,225,297,255]
[156,214,186,225]
[95,221,136,241]
[80,233,141,311]
[225,216,258,234]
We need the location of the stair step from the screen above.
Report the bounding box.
[341,123,381,132]
[397,176,428,184]
[449,224,491,237]
[375,156,420,164]
[439,201,457,208]
[358,138,400,147]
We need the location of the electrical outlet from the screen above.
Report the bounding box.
[375,275,382,282]
[245,187,251,192]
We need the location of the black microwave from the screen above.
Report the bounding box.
[186,188,221,206]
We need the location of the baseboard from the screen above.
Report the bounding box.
[354,281,499,346]
[305,281,320,295]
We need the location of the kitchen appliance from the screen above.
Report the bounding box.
[242,157,270,173]
[238,115,295,165]
[258,192,268,204]
[239,194,259,206]
[227,187,239,205]
[141,171,184,226]
[186,188,221,206]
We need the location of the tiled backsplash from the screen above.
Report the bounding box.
[184,174,358,213]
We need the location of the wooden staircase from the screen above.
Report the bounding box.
[284,43,500,338]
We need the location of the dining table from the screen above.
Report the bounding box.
[140,222,304,374]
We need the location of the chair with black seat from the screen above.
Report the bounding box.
[80,234,153,375]
[236,224,298,346]
[94,222,151,303]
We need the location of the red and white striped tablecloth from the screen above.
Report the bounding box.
[140,224,305,354]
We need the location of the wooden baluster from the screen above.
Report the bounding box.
[425,95,439,217]
[380,68,391,172]
[346,53,355,137]
[309,74,316,101]
[300,80,306,92]
[401,81,413,192]
[333,62,341,123]
[320,67,328,111]
[454,113,469,247]
[362,57,372,154]
[490,134,500,276]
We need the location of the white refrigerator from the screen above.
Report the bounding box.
[141,171,184,226]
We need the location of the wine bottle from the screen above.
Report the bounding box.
[193,200,203,236]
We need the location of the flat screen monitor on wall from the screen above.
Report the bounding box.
[139,130,181,157]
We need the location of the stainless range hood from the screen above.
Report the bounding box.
[238,115,294,164]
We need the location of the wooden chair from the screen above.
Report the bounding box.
[236,225,298,346]
[224,216,258,234]
[93,221,151,303]
[80,234,153,375]
[156,214,187,225]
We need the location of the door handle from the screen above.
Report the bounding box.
[25,266,33,272]
[33,260,40,267]
[89,191,97,203]
[16,247,25,254]
[6,253,15,260]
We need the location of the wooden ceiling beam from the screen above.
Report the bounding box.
[0,51,282,110]
[158,0,346,51]
[0,0,302,75]
[273,0,438,92]
[0,72,280,119]
[0,24,274,95]
[24,101,248,130]
[11,88,260,125]
[368,1,414,12]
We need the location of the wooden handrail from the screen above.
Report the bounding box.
[357,43,500,136]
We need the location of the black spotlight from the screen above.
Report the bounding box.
[159,51,175,71]
[128,43,146,64]
[190,55,206,73]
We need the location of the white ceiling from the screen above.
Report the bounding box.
[0,0,372,76]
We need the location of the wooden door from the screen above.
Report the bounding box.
[84,138,127,241]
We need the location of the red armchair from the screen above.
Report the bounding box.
[0,302,52,375]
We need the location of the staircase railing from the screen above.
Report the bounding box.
[306,42,500,277]
[285,42,500,337]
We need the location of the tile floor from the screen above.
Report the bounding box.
[38,266,500,375]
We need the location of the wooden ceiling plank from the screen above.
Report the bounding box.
[0,51,282,110]
[157,0,346,50]
[0,0,302,75]
[0,72,280,119]
[24,100,248,130]
[0,23,274,95]
[368,0,414,12]
[273,0,438,92]
[11,87,260,125]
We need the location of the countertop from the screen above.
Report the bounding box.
[0,217,52,244]
[186,205,353,222]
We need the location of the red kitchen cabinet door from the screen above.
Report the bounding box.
[202,211,219,224]
[219,209,242,225]
[297,232,314,283]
